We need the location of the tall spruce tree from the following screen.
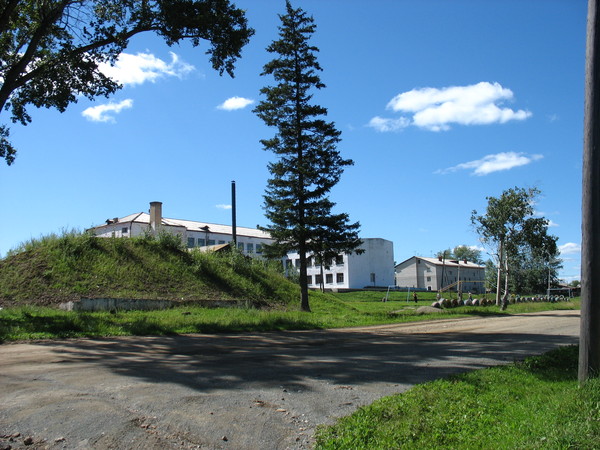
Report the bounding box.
[254,1,361,312]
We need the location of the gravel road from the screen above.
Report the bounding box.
[0,310,579,449]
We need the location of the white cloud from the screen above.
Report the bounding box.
[371,82,531,132]
[82,99,133,123]
[436,152,543,176]
[216,204,232,210]
[99,52,195,86]
[367,116,410,132]
[559,242,581,255]
[547,220,559,227]
[217,97,254,111]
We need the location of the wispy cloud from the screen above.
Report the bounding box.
[436,152,543,176]
[99,52,195,86]
[217,97,254,111]
[367,116,410,132]
[82,99,133,123]
[216,204,232,210]
[369,82,531,132]
[559,242,581,255]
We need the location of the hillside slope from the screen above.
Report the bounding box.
[0,232,300,308]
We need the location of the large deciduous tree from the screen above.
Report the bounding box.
[471,186,559,307]
[254,0,361,312]
[0,0,253,165]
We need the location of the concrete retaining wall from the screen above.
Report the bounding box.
[59,298,250,312]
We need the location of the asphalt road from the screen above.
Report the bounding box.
[0,310,579,449]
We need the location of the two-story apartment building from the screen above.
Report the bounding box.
[395,256,486,293]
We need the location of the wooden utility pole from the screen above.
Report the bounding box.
[580,0,600,383]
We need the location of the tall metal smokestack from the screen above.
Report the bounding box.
[150,201,162,231]
[231,181,237,246]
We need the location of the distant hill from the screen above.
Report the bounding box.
[0,232,300,308]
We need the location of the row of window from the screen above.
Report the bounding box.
[425,276,480,282]
[287,254,344,268]
[187,237,263,254]
[308,273,344,285]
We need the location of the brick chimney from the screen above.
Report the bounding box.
[150,201,162,231]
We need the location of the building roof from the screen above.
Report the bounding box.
[92,212,272,240]
[396,256,485,269]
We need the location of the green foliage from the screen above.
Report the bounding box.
[0,0,254,164]
[315,345,599,449]
[254,1,361,311]
[436,245,483,264]
[471,187,560,299]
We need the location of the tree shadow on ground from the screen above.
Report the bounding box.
[33,322,579,393]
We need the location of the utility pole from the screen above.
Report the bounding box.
[231,180,237,247]
[496,240,504,306]
[580,0,600,383]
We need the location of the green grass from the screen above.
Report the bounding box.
[0,295,579,342]
[315,345,600,449]
[0,230,300,306]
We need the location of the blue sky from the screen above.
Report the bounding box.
[0,0,586,282]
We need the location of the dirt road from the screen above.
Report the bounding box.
[0,310,579,449]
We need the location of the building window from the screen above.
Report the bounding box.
[247,243,254,253]
[315,274,323,284]
[427,276,431,282]
[208,239,215,246]
[370,273,376,283]
[238,242,244,251]
[335,255,344,265]
[121,227,128,234]
[326,274,333,284]
[307,256,313,267]
[256,244,263,254]
[307,275,313,285]
[187,237,195,248]
[218,240,226,245]
[336,273,344,283]
[198,238,205,247]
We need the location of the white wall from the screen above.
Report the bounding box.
[347,238,395,288]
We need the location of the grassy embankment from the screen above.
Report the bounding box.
[0,231,579,341]
[315,345,599,449]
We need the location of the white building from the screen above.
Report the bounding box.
[285,238,395,289]
[91,201,273,255]
[90,202,394,290]
[395,256,486,294]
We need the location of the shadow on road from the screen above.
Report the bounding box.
[36,325,579,392]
